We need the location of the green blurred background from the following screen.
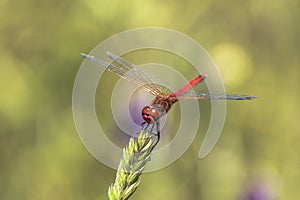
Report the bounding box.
[0,0,299,199]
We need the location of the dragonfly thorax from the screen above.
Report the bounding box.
[151,96,177,112]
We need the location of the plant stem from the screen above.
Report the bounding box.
[108,130,155,200]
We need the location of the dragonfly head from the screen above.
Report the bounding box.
[142,106,159,124]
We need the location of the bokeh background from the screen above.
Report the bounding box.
[0,0,299,199]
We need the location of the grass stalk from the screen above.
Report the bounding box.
[108,130,156,200]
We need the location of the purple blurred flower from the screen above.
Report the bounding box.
[240,177,276,200]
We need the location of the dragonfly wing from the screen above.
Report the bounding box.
[175,91,257,100]
[81,53,111,68]
[107,52,174,96]
[81,52,171,96]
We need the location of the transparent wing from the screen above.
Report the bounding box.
[174,91,257,100]
[81,52,171,96]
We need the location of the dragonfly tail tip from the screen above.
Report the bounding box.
[244,95,258,100]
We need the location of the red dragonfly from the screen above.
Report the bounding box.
[81,52,256,146]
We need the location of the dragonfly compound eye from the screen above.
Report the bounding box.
[142,106,153,124]
[150,107,160,120]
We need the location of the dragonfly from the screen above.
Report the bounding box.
[81,52,256,146]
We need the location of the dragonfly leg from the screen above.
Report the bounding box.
[152,120,160,148]
[140,121,160,149]
[156,120,160,142]
[141,121,150,130]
